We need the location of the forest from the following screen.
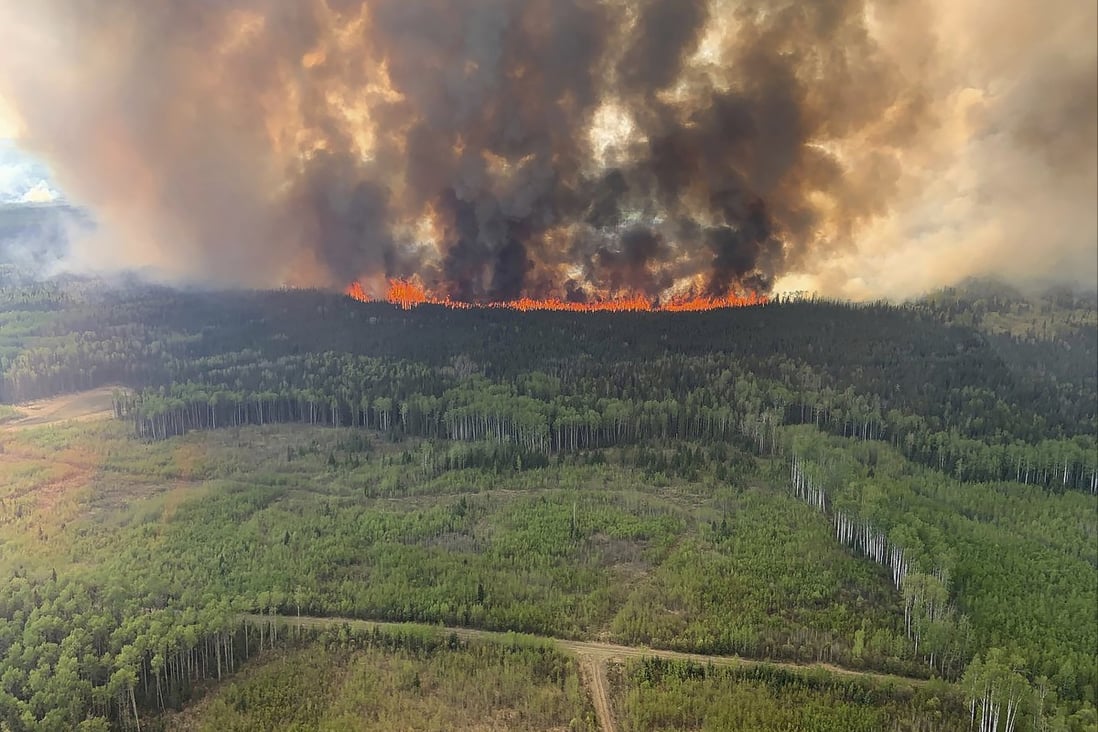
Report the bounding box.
[0,266,1095,731]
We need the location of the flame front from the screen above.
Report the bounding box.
[345,280,766,312]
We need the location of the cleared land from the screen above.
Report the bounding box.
[249,613,931,732]
[166,638,597,732]
[1,386,117,430]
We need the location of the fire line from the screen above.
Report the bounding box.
[345,280,767,312]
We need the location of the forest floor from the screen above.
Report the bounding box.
[248,613,929,732]
[1,386,117,430]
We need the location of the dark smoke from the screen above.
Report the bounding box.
[7,0,1088,299]
[593,226,672,295]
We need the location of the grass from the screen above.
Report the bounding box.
[608,486,907,668]
[167,636,597,732]
[610,657,966,732]
[0,419,915,670]
[0,403,23,423]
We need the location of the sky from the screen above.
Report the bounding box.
[0,98,60,203]
[0,0,1094,300]
[0,141,60,204]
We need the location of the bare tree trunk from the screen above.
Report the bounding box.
[130,685,141,732]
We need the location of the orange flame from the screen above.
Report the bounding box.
[346,281,369,302]
[663,292,766,311]
[345,279,767,312]
[501,295,653,312]
[386,278,428,309]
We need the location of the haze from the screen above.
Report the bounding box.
[0,0,1094,301]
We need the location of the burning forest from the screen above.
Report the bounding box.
[0,0,928,302]
[0,0,1095,302]
[345,278,767,312]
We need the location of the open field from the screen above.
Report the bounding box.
[1,385,116,430]
[164,635,598,732]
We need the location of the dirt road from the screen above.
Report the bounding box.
[245,614,928,732]
[579,655,615,732]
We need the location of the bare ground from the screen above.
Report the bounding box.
[579,655,616,732]
[2,386,118,431]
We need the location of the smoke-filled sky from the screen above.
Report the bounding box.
[0,0,1094,301]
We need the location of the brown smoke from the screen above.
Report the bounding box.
[0,0,1093,300]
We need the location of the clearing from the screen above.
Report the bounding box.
[2,386,118,430]
[249,614,930,732]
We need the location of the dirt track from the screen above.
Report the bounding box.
[2,387,117,431]
[579,655,616,732]
[246,614,928,732]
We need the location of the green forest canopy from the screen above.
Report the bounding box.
[0,270,1094,731]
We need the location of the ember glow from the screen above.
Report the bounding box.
[346,280,765,313]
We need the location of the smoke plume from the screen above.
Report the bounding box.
[0,0,1094,300]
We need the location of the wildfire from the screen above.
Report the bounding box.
[502,295,653,313]
[663,292,767,310]
[386,279,428,309]
[345,280,766,312]
[346,281,369,302]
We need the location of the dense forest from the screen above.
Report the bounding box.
[0,267,1095,730]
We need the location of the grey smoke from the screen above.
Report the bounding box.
[0,0,1093,299]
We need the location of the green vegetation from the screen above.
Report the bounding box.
[611,487,916,673]
[612,657,968,731]
[169,625,596,732]
[784,427,1098,698]
[0,273,1094,730]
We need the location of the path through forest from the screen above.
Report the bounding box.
[578,655,615,732]
[245,614,930,732]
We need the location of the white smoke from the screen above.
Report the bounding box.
[0,140,60,203]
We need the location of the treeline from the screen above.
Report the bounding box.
[0,563,587,732]
[114,378,751,454]
[112,362,1098,493]
[782,394,1098,493]
[3,281,1096,491]
[0,569,253,732]
[780,426,1098,716]
[791,457,974,679]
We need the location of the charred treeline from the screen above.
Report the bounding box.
[789,458,972,677]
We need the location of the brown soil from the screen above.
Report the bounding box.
[2,386,119,431]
